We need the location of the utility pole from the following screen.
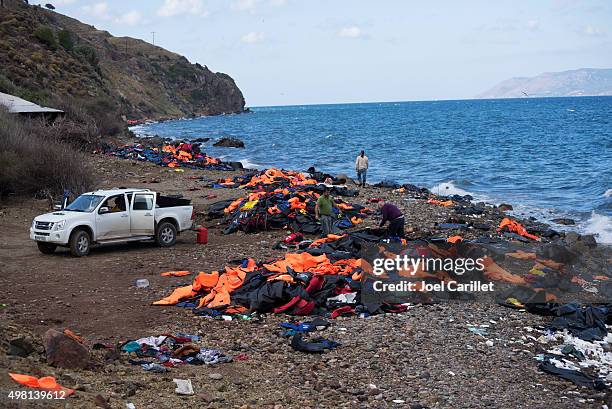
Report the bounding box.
[151,31,156,46]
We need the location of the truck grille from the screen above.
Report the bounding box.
[35,221,54,230]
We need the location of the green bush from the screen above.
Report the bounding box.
[0,73,17,94]
[58,29,74,51]
[73,44,98,65]
[33,25,57,49]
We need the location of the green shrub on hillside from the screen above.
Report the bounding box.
[58,29,74,51]
[73,44,98,65]
[0,73,17,94]
[33,25,57,49]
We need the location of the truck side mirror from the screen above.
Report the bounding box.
[53,204,63,211]
[99,206,110,214]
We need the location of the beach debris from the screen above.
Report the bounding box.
[9,373,75,396]
[134,279,150,288]
[173,378,194,395]
[468,327,488,337]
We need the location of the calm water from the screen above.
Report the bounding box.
[133,97,612,243]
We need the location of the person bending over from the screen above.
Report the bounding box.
[315,187,336,236]
[378,201,405,238]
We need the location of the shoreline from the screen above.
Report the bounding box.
[124,130,612,246]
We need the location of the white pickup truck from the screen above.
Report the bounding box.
[30,188,194,256]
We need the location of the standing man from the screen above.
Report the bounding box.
[378,200,405,238]
[355,150,369,187]
[315,187,336,236]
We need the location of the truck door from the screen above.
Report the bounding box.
[96,194,130,240]
[130,192,155,236]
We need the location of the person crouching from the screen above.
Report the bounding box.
[378,200,405,238]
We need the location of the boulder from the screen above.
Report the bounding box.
[564,231,580,246]
[228,161,244,170]
[213,137,244,148]
[192,137,210,143]
[334,173,351,184]
[8,337,36,357]
[43,329,90,369]
[536,243,577,264]
[564,232,597,252]
[498,203,513,212]
[552,218,576,225]
[580,234,597,248]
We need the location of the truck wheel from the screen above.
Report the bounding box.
[156,222,177,247]
[69,229,91,257]
[37,242,57,254]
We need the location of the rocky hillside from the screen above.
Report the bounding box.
[476,68,612,99]
[0,0,245,120]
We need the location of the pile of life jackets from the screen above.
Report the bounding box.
[99,143,235,171]
[153,230,393,317]
[206,169,372,234]
[209,169,360,198]
[153,228,580,318]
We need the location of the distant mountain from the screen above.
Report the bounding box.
[0,0,245,119]
[476,68,612,99]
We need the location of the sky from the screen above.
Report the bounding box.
[37,0,612,106]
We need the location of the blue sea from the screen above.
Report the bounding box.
[132,97,612,243]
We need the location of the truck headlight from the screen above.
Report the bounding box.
[32,220,36,229]
[53,220,66,231]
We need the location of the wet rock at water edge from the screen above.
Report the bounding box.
[213,137,244,148]
[552,218,575,225]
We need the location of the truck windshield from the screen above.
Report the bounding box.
[64,195,104,213]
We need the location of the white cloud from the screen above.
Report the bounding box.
[82,2,109,17]
[157,0,207,17]
[338,26,363,38]
[46,0,76,5]
[241,31,265,44]
[527,20,540,31]
[583,25,605,37]
[269,0,286,6]
[232,0,257,12]
[114,10,142,26]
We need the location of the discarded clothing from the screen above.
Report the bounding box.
[539,357,606,390]
[290,333,339,353]
[526,303,612,341]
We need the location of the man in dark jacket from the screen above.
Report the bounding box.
[378,201,405,238]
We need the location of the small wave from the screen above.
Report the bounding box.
[239,159,262,169]
[604,189,612,198]
[582,211,612,244]
[430,180,476,198]
[128,125,146,134]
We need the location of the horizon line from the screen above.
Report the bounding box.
[247,94,612,109]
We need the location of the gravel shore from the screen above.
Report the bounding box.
[0,151,610,408]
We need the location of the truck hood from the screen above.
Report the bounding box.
[34,211,89,223]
